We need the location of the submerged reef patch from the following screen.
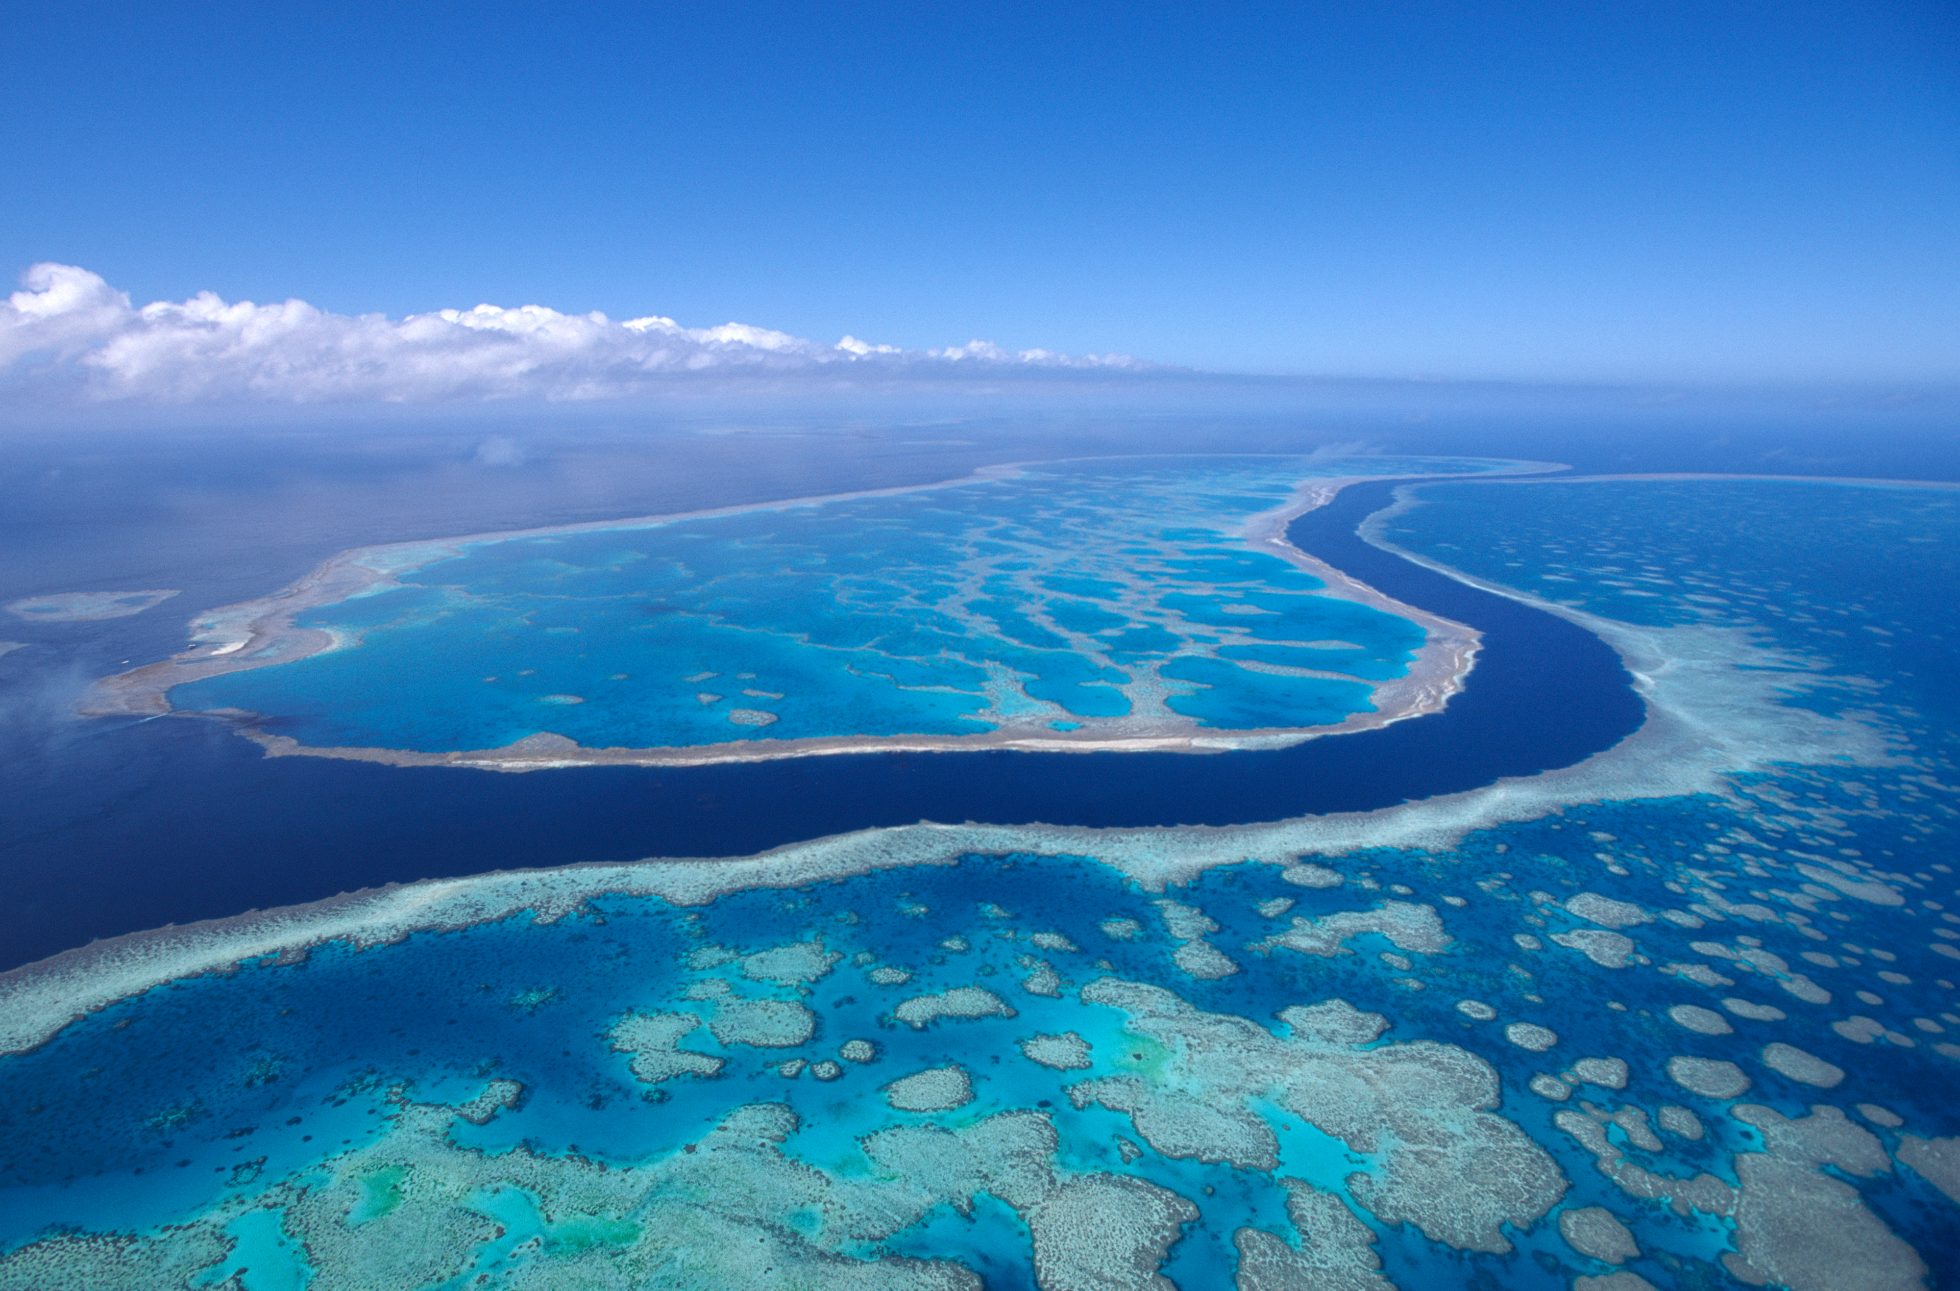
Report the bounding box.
[883,1065,975,1113]
[6,588,178,622]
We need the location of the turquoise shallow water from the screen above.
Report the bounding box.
[3,477,1958,1287]
[169,456,1486,752]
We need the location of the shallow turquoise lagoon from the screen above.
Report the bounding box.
[4,475,1957,1287]
[170,456,1480,753]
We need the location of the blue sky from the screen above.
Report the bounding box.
[3,1,1956,386]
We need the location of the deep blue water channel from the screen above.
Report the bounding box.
[0,480,1643,972]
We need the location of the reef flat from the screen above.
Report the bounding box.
[88,455,1513,768]
[4,475,1957,1287]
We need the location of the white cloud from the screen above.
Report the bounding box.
[835,335,901,357]
[0,264,1145,405]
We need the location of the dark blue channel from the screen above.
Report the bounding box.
[0,480,1644,972]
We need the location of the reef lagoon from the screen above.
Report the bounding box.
[3,464,1958,1288]
[111,455,1510,766]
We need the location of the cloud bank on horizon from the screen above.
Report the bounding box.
[0,264,1146,405]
